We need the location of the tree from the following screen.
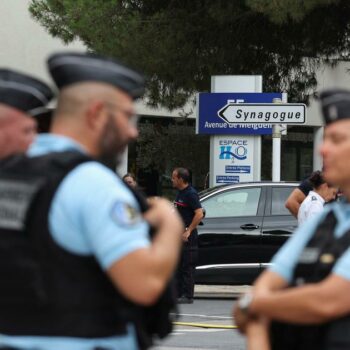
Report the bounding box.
[29,0,350,109]
[136,118,209,188]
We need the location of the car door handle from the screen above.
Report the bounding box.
[240,224,259,230]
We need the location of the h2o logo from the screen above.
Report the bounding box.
[219,145,247,160]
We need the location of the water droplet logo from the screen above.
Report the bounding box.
[219,146,247,160]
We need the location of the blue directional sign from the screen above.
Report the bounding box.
[196,92,283,135]
[225,165,251,174]
[216,175,240,184]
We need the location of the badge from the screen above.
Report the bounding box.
[319,253,335,264]
[110,201,142,226]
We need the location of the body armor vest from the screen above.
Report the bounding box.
[271,211,350,350]
[0,151,127,337]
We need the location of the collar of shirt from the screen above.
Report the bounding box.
[309,190,325,205]
[28,133,87,157]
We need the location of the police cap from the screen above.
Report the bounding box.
[47,52,145,99]
[320,89,350,125]
[0,69,53,116]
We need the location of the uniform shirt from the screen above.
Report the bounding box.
[174,185,201,246]
[270,202,350,284]
[174,185,201,227]
[298,190,325,226]
[0,134,150,350]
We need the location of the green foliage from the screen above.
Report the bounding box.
[246,0,340,24]
[29,0,350,109]
[136,119,209,187]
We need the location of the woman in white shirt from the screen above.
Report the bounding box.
[298,171,338,225]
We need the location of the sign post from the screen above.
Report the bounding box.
[196,85,306,187]
[271,95,288,182]
[196,84,283,187]
[207,75,264,187]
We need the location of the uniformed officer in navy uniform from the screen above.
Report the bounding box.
[172,167,204,304]
[0,52,183,350]
[0,69,53,159]
[233,89,350,350]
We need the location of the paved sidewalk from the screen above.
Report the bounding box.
[194,284,251,299]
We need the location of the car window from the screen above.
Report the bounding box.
[199,185,227,198]
[271,187,295,215]
[202,187,261,218]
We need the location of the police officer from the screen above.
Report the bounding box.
[172,167,203,304]
[233,89,350,350]
[298,170,337,225]
[0,52,183,350]
[0,69,53,159]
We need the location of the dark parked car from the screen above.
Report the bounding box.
[195,182,298,285]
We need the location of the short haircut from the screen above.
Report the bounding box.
[174,167,191,184]
[308,170,326,189]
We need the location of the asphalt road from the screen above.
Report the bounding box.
[152,299,246,350]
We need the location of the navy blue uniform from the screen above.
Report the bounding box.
[174,185,202,299]
[298,178,313,196]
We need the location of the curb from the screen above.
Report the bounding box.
[194,284,251,299]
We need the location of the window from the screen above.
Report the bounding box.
[271,187,294,215]
[202,187,261,218]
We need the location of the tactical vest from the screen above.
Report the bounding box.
[270,211,350,350]
[0,151,128,337]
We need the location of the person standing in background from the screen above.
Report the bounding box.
[298,170,338,225]
[123,173,138,188]
[285,175,314,217]
[172,167,204,304]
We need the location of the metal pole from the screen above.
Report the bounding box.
[272,98,282,181]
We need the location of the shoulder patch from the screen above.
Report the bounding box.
[110,201,142,226]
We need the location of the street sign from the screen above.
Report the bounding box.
[213,135,257,184]
[218,103,305,124]
[225,165,251,174]
[196,92,283,135]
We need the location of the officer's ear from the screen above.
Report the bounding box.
[86,100,106,131]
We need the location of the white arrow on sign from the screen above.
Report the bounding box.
[217,103,306,124]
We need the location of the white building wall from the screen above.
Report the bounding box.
[0,0,85,86]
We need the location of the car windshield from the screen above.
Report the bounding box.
[199,185,227,198]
